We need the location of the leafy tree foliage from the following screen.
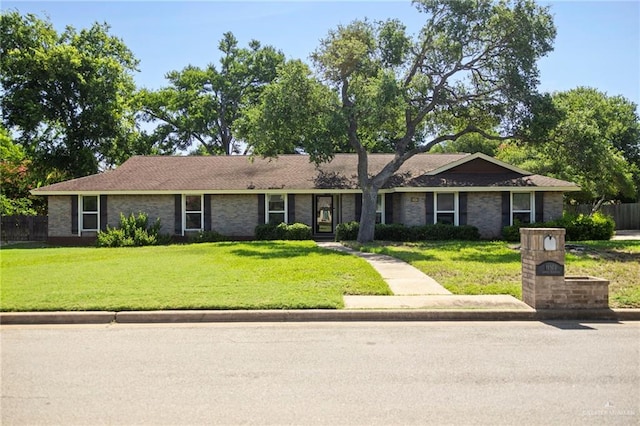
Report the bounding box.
[430,133,502,156]
[497,87,640,211]
[0,11,140,178]
[139,32,285,155]
[241,0,556,242]
[0,125,49,215]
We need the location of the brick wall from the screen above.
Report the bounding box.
[294,194,313,227]
[48,196,72,237]
[341,194,356,223]
[211,194,258,237]
[108,195,174,235]
[544,192,564,222]
[399,193,426,226]
[467,192,503,239]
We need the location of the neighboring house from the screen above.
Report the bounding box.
[32,153,578,244]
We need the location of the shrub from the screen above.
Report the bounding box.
[190,230,227,243]
[254,222,313,240]
[561,212,615,241]
[335,221,480,242]
[374,223,411,241]
[415,224,481,241]
[335,221,360,241]
[501,212,615,242]
[283,222,313,240]
[97,212,168,247]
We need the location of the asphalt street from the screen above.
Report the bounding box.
[2,321,639,425]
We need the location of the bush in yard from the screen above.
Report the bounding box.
[374,223,411,241]
[283,223,313,240]
[335,221,360,241]
[561,212,615,241]
[190,230,227,243]
[335,221,480,242]
[501,212,615,242]
[254,222,313,240]
[97,212,168,247]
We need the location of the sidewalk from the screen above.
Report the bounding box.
[317,241,532,311]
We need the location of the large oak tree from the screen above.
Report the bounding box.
[240,0,556,242]
[139,32,285,155]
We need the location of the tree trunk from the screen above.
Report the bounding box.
[357,185,379,243]
[590,195,606,216]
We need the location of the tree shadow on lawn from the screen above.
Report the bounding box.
[451,250,521,264]
[0,242,52,250]
[228,242,354,260]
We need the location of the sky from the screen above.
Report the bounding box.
[3,0,640,107]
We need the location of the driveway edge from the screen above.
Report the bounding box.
[2,308,639,325]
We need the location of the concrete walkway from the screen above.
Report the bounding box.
[317,242,451,295]
[316,241,532,311]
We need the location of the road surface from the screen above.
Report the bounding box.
[2,321,639,425]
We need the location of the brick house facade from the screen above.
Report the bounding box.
[34,153,577,243]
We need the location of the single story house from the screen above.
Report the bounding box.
[32,153,578,243]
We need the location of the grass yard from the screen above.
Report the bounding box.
[348,240,640,308]
[0,241,390,311]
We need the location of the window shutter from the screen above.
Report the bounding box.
[71,195,78,235]
[425,192,434,225]
[100,195,108,231]
[385,193,393,224]
[501,192,511,227]
[459,192,467,226]
[287,194,295,223]
[355,194,362,222]
[258,194,265,224]
[204,195,212,231]
[535,192,544,223]
[174,195,182,235]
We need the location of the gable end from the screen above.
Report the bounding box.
[442,158,524,175]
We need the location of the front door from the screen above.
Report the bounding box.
[315,195,334,234]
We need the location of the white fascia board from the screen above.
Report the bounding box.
[31,188,367,196]
[426,152,532,176]
[393,185,580,193]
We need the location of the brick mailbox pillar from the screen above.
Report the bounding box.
[520,228,609,310]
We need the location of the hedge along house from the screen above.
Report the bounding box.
[32,153,579,244]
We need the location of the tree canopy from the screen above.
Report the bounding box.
[497,87,640,211]
[0,11,140,179]
[240,0,557,242]
[138,32,285,155]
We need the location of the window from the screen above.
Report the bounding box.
[267,194,287,224]
[512,192,533,224]
[81,195,99,232]
[184,195,203,230]
[435,192,457,225]
[376,194,385,224]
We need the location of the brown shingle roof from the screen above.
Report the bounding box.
[32,153,578,194]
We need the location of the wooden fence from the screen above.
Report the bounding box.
[1,216,48,242]
[566,203,640,230]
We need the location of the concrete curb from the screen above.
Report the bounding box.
[2,308,639,325]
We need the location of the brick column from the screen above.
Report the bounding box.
[520,228,566,309]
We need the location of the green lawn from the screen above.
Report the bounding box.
[0,241,390,311]
[348,240,640,308]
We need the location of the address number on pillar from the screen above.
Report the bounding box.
[536,261,564,276]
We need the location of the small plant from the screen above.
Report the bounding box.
[97,212,168,247]
[501,212,615,242]
[335,221,360,241]
[190,230,227,243]
[254,222,312,240]
[335,221,480,242]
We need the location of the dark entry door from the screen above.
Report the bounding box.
[315,195,333,234]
